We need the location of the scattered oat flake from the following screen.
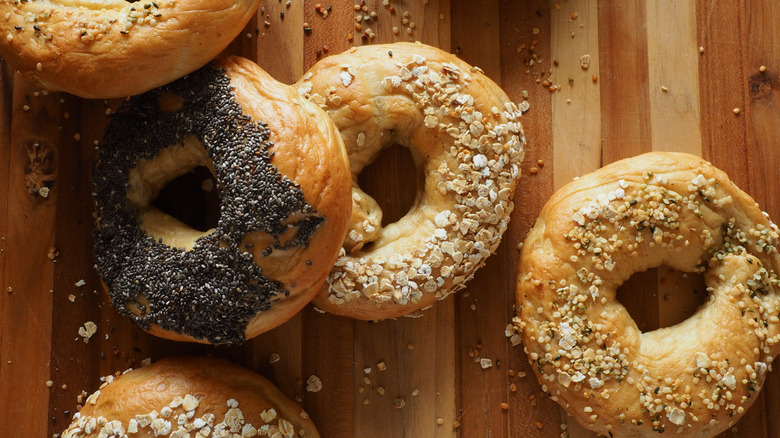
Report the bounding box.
[269,353,280,364]
[78,321,97,342]
[75,279,86,287]
[306,375,322,393]
[580,54,591,70]
[68,294,76,302]
[480,358,493,369]
[377,361,386,371]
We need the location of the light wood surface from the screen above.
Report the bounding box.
[1,1,779,437]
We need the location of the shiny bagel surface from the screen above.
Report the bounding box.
[0,0,260,98]
[93,57,351,344]
[297,42,526,320]
[61,356,320,438]
[516,152,780,437]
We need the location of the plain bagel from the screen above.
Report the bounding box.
[0,0,260,98]
[60,356,320,438]
[93,57,351,344]
[515,152,780,437]
[296,42,526,320]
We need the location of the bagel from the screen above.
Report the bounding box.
[0,0,260,98]
[295,42,526,320]
[515,152,780,437]
[93,56,351,344]
[60,356,320,438]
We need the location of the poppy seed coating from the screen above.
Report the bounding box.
[93,64,324,344]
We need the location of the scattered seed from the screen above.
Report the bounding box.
[306,375,322,392]
[580,54,590,70]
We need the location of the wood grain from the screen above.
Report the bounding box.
[2,77,60,438]
[741,2,780,437]
[551,0,602,191]
[349,2,458,437]
[1,1,779,437]
[498,2,561,437]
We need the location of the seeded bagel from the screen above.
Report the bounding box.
[0,0,260,98]
[93,57,351,344]
[516,152,780,437]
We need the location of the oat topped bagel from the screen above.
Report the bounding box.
[0,0,260,98]
[60,357,320,438]
[296,42,526,320]
[516,152,780,437]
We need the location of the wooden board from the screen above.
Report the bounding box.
[1,1,779,437]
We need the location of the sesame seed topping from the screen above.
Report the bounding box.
[517,153,780,436]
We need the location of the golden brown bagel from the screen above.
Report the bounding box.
[0,0,260,98]
[60,356,320,438]
[516,152,780,437]
[93,56,351,344]
[296,42,526,320]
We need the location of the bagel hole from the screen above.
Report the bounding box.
[151,166,220,232]
[616,266,707,332]
[358,143,421,228]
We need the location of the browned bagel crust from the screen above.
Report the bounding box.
[0,0,260,98]
[94,56,351,344]
[60,357,320,438]
[515,152,780,437]
[297,42,526,320]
